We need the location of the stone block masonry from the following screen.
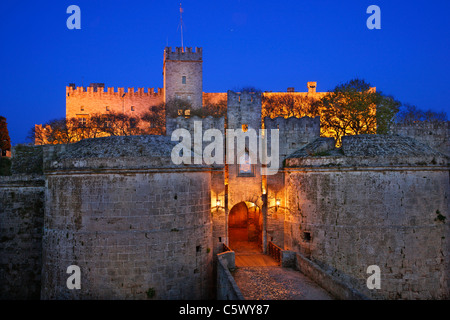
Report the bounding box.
[264,116,320,160]
[0,143,45,299]
[0,175,45,299]
[390,121,450,156]
[226,91,261,131]
[41,135,214,299]
[42,171,213,299]
[284,135,449,299]
[66,86,164,120]
[216,251,244,300]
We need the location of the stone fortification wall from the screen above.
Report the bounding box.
[284,135,449,299]
[390,121,449,156]
[41,135,213,299]
[226,91,261,131]
[264,116,320,160]
[0,145,45,299]
[216,251,244,300]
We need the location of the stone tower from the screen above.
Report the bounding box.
[225,91,266,250]
[163,47,203,109]
[226,90,262,131]
[226,90,263,182]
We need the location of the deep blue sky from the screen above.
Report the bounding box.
[1,0,449,145]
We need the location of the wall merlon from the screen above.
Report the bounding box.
[164,46,203,61]
[165,46,202,54]
[390,121,450,155]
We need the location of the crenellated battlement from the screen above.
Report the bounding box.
[66,83,165,119]
[390,121,450,156]
[66,86,164,96]
[264,116,320,133]
[164,46,203,61]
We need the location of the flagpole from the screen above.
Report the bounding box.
[180,3,184,51]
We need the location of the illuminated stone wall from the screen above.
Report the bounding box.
[211,168,226,255]
[66,86,164,120]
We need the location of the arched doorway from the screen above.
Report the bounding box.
[228,201,262,253]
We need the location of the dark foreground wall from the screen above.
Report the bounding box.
[0,175,44,299]
[0,145,45,299]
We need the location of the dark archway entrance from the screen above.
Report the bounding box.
[228,201,262,253]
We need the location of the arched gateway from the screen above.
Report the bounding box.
[228,201,263,253]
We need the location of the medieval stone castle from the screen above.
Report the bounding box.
[0,46,449,300]
[65,46,323,126]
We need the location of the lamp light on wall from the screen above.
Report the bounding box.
[216,199,221,212]
[276,199,281,211]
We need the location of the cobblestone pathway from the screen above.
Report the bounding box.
[232,266,334,300]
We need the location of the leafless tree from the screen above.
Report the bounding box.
[141,103,166,135]
[396,104,447,124]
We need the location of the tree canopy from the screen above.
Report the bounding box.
[262,93,319,119]
[395,104,448,124]
[0,116,11,154]
[31,97,227,145]
[31,108,164,145]
[313,78,400,145]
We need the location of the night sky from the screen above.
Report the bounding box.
[1,0,449,145]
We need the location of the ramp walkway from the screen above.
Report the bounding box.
[228,240,334,300]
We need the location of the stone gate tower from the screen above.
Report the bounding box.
[163,47,203,109]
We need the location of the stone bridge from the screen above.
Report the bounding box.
[233,242,334,300]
